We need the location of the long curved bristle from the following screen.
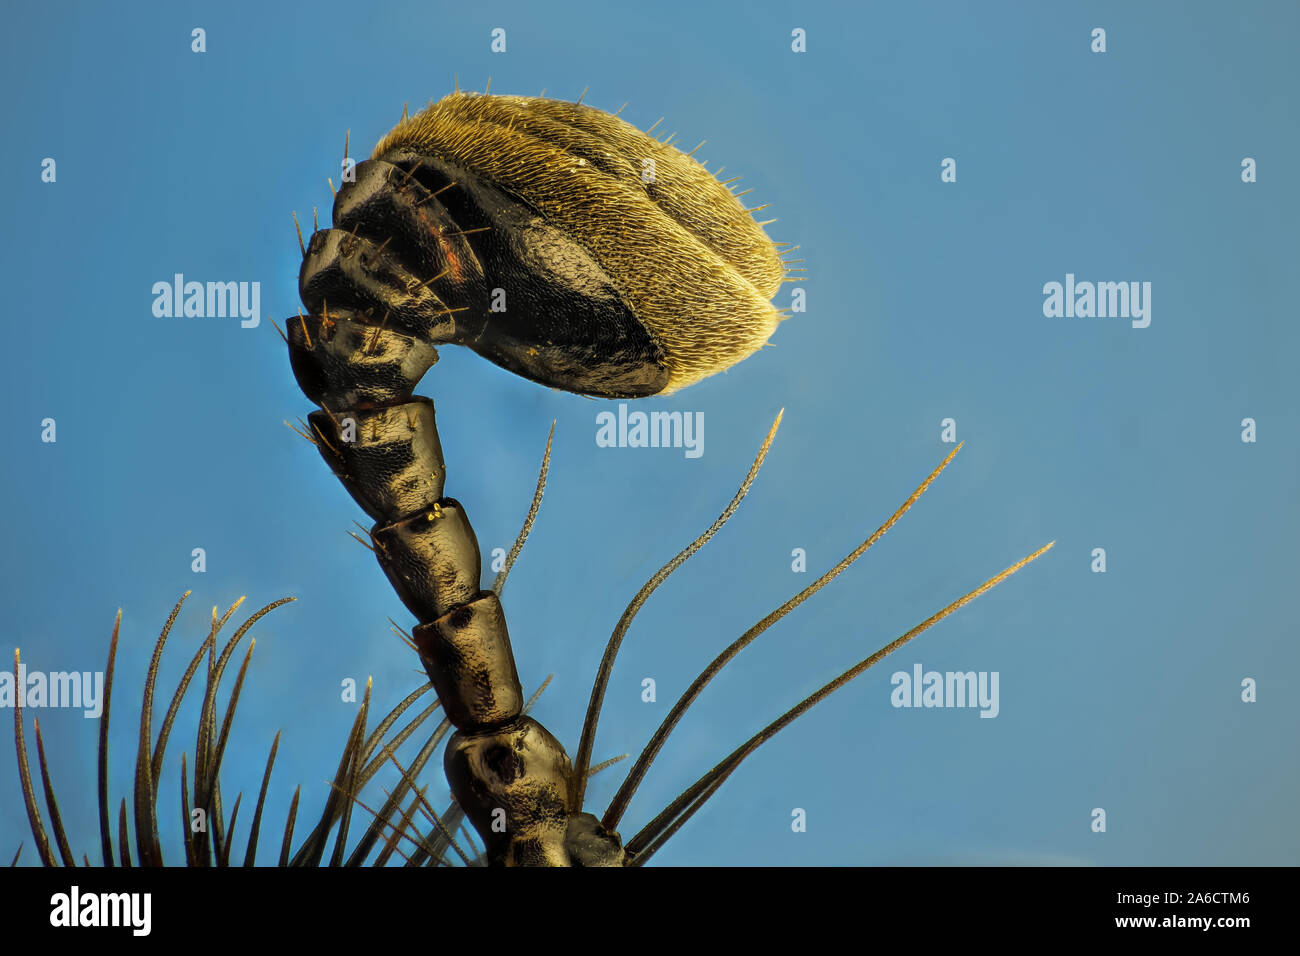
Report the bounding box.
[374,788,425,866]
[203,639,258,817]
[135,590,191,867]
[278,786,300,867]
[329,679,371,867]
[382,749,472,866]
[290,678,371,867]
[346,713,449,866]
[152,601,237,799]
[98,610,121,866]
[219,792,242,866]
[357,684,435,773]
[13,650,55,866]
[570,410,784,810]
[180,753,195,866]
[625,540,1056,863]
[117,798,131,867]
[603,443,963,830]
[243,733,279,866]
[492,421,555,596]
[192,597,294,865]
[33,718,75,866]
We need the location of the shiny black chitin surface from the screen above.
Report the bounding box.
[285,91,788,865]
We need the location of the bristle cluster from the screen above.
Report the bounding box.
[10,594,499,867]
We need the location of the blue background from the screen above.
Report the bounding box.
[2,0,1296,866]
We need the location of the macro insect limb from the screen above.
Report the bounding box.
[395,675,559,868]
[288,232,622,864]
[601,442,965,832]
[281,94,1052,865]
[625,539,1056,865]
[373,670,594,868]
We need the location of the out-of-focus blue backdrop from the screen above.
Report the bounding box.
[2,0,1296,866]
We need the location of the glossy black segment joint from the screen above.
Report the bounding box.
[412,591,523,730]
[332,159,486,288]
[299,227,464,342]
[287,310,439,410]
[444,717,574,867]
[372,498,481,622]
[305,399,445,522]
